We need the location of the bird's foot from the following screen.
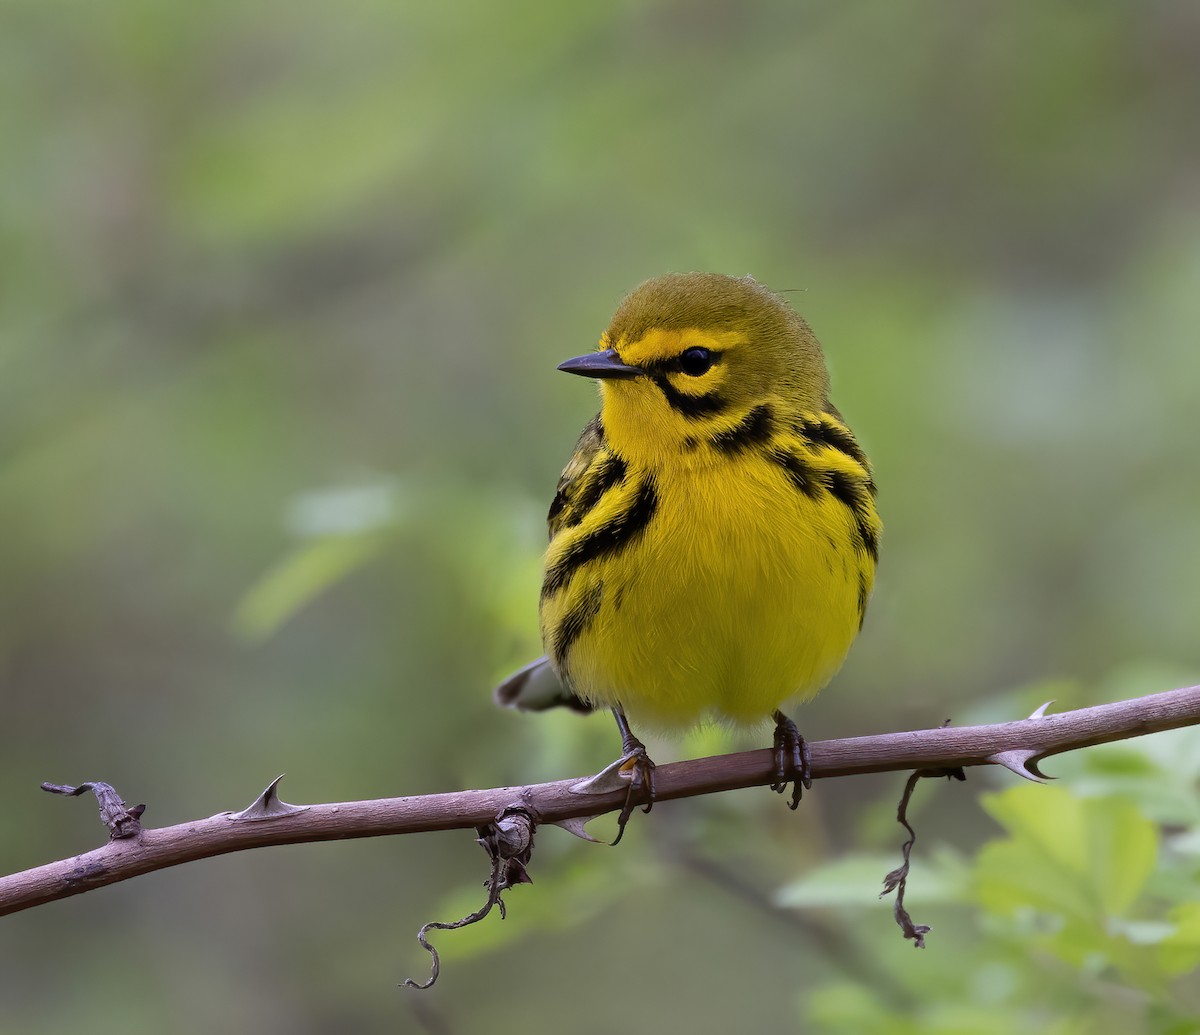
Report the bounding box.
[611,709,656,846]
[770,710,812,810]
[612,742,656,846]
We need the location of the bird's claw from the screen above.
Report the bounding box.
[612,744,656,846]
[771,711,812,809]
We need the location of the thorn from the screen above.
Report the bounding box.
[1028,700,1055,719]
[569,756,635,796]
[568,749,655,846]
[987,749,1053,783]
[228,775,309,821]
[552,816,604,843]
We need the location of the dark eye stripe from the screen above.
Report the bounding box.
[641,351,723,377]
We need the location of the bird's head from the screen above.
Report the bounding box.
[559,273,831,465]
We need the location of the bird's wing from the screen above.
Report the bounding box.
[493,655,594,713]
[546,414,605,540]
[494,415,608,715]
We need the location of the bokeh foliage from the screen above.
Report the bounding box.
[3,1,1199,1031]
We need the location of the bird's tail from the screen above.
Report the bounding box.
[493,655,594,713]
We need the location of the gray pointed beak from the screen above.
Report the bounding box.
[557,348,643,380]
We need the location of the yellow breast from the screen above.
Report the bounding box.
[540,436,874,730]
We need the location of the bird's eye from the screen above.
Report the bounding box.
[679,347,714,377]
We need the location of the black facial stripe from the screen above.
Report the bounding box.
[650,374,728,419]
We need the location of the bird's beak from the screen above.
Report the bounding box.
[557,348,643,380]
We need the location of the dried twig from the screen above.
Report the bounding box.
[40,781,146,840]
[402,807,535,990]
[880,767,966,948]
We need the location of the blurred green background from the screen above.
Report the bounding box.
[4,1,1200,1031]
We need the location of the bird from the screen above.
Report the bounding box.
[495,272,880,841]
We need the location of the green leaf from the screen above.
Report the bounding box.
[976,785,1158,921]
[1083,798,1160,916]
[1059,728,1200,829]
[1159,901,1200,975]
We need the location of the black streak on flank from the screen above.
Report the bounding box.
[860,520,880,563]
[562,451,628,529]
[552,580,604,667]
[770,449,821,499]
[826,469,879,562]
[857,570,869,629]
[799,417,870,470]
[542,477,659,598]
[650,375,728,419]
[772,451,879,562]
[711,404,774,455]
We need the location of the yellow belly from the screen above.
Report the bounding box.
[546,455,869,730]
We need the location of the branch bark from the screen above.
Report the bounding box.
[4,683,1198,918]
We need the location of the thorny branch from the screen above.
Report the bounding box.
[4,682,1199,929]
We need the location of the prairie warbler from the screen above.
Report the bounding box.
[496,273,879,837]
